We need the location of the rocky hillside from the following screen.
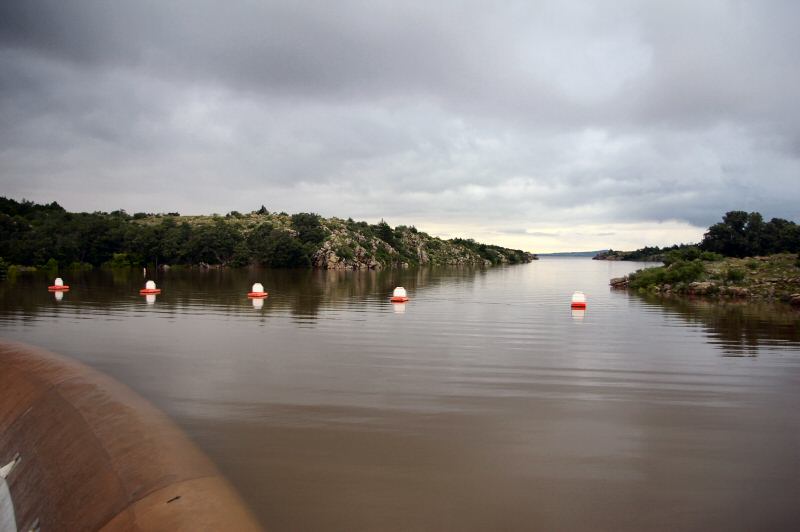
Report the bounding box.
[0,198,535,270]
[163,211,536,270]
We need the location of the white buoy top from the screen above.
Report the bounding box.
[252,283,264,293]
[54,277,64,286]
[145,280,157,290]
[571,291,586,303]
[393,287,407,298]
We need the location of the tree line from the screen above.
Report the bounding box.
[0,197,532,271]
[699,211,800,257]
[0,197,327,269]
[604,211,800,263]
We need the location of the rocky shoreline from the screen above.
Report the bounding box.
[610,254,800,307]
[309,226,536,270]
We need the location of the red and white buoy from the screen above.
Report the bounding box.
[48,277,70,291]
[139,280,161,295]
[247,283,268,298]
[390,287,409,302]
[570,291,586,309]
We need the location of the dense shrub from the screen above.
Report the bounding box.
[265,230,310,267]
[660,246,722,265]
[374,221,398,248]
[291,213,326,245]
[628,260,705,290]
[68,261,93,271]
[335,245,355,260]
[725,268,746,282]
[104,253,134,269]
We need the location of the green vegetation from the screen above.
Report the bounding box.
[700,211,800,257]
[596,244,722,263]
[0,197,534,271]
[613,211,800,305]
[628,260,706,290]
[623,254,800,304]
[598,211,800,262]
[661,247,722,265]
[0,257,7,281]
[451,238,531,265]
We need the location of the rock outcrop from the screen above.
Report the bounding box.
[609,276,629,288]
[309,222,534,270]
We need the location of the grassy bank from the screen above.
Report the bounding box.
[611,254,800,306]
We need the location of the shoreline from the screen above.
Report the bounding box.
[610,253,800,307]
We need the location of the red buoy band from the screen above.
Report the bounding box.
[48,286,70,291]
[571,302,586,309]
[247,292,269,298]
[139,289,162,294]
[390,296,409,302]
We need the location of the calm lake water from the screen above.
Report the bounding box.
[2,258,800,531]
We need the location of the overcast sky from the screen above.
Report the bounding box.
[1,1,798,252]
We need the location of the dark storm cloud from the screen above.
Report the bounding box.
[1,1,799,250]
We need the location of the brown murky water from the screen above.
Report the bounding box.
[1,259,799,531]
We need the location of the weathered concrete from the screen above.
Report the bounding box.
[0,340,262,531]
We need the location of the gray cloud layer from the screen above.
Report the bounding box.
[1,1,799,249]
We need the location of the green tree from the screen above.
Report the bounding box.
[264,229,310,267]
[701,211,761,257]
[374,220,397,249]
[247,222,275,264]
[184,220,242,264]
[291,213,326,244]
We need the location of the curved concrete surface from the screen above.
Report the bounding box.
[0,340,262,531]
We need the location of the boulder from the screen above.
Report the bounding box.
[609,276,629,288]
[687,281,716,295]
[726,286,750,298]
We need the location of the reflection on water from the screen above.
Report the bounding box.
[0,266,442,320]
[638,294,800,357]
[1,260,800,531]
